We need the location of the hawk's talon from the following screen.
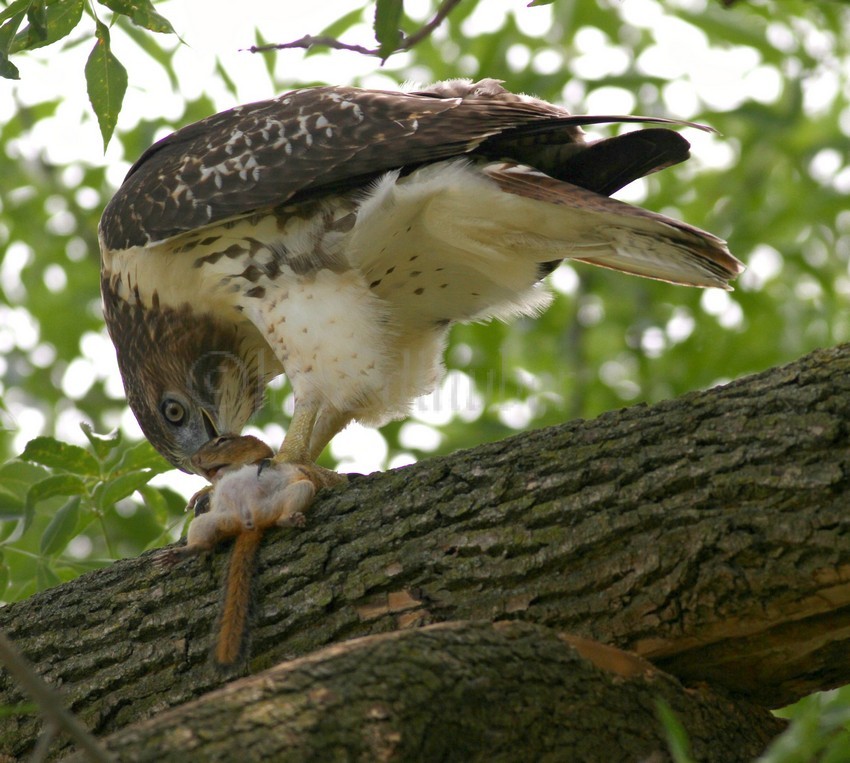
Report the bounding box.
[187,485,213,517]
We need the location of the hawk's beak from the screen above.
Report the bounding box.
[201,408,220,441]
[179,409,223,477]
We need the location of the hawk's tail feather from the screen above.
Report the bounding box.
[569,231,740,291]
[502,113,717,134]
[481,162,743,290]
[553,129,692,197]
[486,128,693,199]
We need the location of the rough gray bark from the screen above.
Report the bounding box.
[61,622,783,763]
[2,342,850,759]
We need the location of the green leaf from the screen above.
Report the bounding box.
[112,440,171,475]
[0,51,19,78]
[0,555,8,599]
[26,474,86,513]
[318,6,365,40]
[0,519,19,543]
[252,27,276,79]
[40,495,81,555]
[79,423,121,461]
[0,7,26,79]
[19,437,99,476]
[98,470,157,510]
[85,19,127,149]
[0,0,31,26]
[24,0,45,39]
[97,0,175,34]
[527,0,556,5]
[10,0,85,54]
[215,57,238,99]
[0,460,49,494]
[137,484,168,523]
[152,485,190,516]
[36,561,60,590]
[374,0,403,57]
[656,699,695,763]
[0,485,24,519]
[823,731,850,763]
[762,687,850,762]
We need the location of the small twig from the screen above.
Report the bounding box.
[396,0,463,54]
[29,721,57,763]
[246,0,464,61]
[0,631,114,762]
[249,34,376,57]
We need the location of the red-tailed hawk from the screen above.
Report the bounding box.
[99,79,742,488]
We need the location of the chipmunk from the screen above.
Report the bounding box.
[160,434,317,665]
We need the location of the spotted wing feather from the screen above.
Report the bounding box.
[99,80,708,251]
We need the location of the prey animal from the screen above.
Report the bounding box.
[161,434,318,664]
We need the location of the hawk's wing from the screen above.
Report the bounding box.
[99,79,707,252]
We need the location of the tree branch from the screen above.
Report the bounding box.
[2,343,850,757]
[60,622,783,762]
[248,34,376,57]
[246,0,463,61]
[393,0,462,54]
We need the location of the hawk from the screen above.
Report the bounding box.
[99,79,742,491]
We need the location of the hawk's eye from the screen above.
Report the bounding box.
[161,398,186,425]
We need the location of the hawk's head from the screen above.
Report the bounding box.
[101,277,275,473]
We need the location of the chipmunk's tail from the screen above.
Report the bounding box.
[216,529,263,665]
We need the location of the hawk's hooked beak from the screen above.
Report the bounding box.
[201,408,220,441]
[182,408,224,477]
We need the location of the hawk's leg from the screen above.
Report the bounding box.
[308,408,353,462]
[275,401,319,463]
[273,400,348,488]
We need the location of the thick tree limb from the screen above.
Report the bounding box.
[61,622,783,763]
[2,343,850,758]
[0,631,112,762]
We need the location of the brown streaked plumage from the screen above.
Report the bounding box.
[100,281,274,470]
[99,78,743,493]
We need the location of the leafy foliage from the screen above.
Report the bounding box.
[656,700,696,763]
[374,0,404,58]
[0,0,177,145]
[0,423,182,602]
[761,688,850,762]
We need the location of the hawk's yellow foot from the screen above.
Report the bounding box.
[270,401,348,489]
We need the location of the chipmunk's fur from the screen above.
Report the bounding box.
[161,434,316,664]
